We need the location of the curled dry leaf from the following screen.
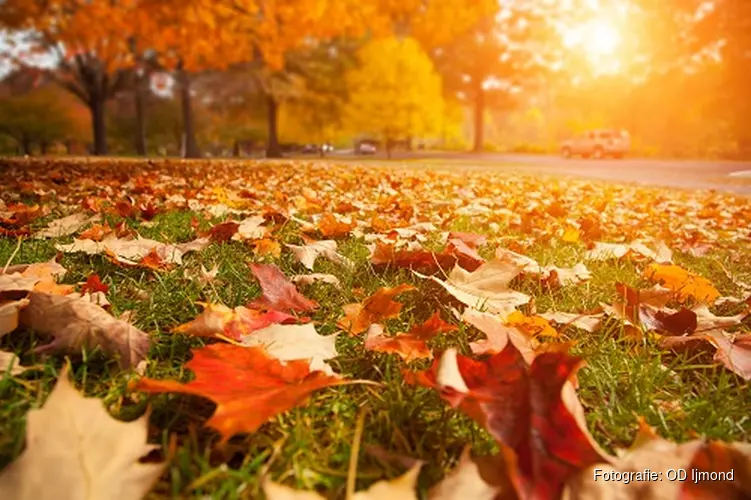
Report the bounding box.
[286,239,353,270]
[19,292,150,369]
[232,215,268,241]
[240,323,338,375]
[132,344,344,442]
[33,213,100,239]
[415,259,530,316]
[338,284,416,335]
[461,309,538,361]
[0,367,164,500]
[248,263,319,313]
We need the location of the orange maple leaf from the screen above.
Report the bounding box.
[644,264,720,303]
[132,344,343,442]
[80,274,109,294]
[318,213,356,239]
[338,284,416,335]
[248,263,318,313]
[364,312,457,362]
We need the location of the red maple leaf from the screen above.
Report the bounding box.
[248,263,319,313]
[405,344,605,499]
[338,284,415,335]
[80,274,109,294]
[132,344,343,442]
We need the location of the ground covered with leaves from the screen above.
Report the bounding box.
[0,157,750,499]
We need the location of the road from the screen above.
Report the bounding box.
[326,151,751,195]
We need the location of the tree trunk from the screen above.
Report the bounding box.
[386,137,393,160]
[472,86,485,153]
[177,65,200,159]
[134,73,148,156]
[40,140,48,155]
[265,94,282,158]
[406,136,413,151]
[233,140,240,157]
[89,96,108,155]
[20,133,32,155]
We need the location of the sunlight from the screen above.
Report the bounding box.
[586,19,620,56]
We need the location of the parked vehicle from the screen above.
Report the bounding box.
[355,140,378,155]
[301,143,335,154]
[560,129,630,159]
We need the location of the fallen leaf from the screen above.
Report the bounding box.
[286,239,353,270]
[538,311,603,333]
[565,418,751,499]
[174,303,299,341]
[56,236,209,266]
[291,274,341,287]
[19,292,150,369]
[80,274,108,294]
[253,238,282,258]
[33,213,100,239]
[240,323,338,374]
[248,263,319,313]
[364,312,456,362]
[644,264,720,303]
[705,331,751,380]
[0,350,33,379]
[415,259,530,316]
[338,284,416,335]
[264,463,421,500]
[232,215,268,241]
[132,344,343,442]
[0,367,164,499]
[585,241,673,263]
[407,345,607,499]
[428,448,507,500]
[461,309,538,361]
[318,213,356,239]
[0,299,30,337]
[371,241,458,274]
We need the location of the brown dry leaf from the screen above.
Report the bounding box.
[585,241,672,263]
[291,273,341,287]
[286,239,354,270]
[232,215,268,241]
[415,259,530,316]
[338,284,416,335]
[539,311,603,333]
[19,292,150,369]
[541,263,592,287]
[692,304,749,332]
[240,323,338,375]
[705,331,751,380]
[0,367,164,500]
[264,463,422,500]
[33,213,100,239]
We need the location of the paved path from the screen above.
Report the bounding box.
[327,151,751,195]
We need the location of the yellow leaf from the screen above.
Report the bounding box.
[644,264,720,304]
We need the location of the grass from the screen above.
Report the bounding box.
[0,157,750,498]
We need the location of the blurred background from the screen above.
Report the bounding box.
[0,0,748,160]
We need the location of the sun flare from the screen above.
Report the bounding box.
[563,18,621,58]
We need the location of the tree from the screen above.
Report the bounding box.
[432,5,550,153]
[133,1,252,158]
[0,1,138,155]
[345,37,444,159]
[0,90,83,154]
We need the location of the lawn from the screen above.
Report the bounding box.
[0,157,749,499]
